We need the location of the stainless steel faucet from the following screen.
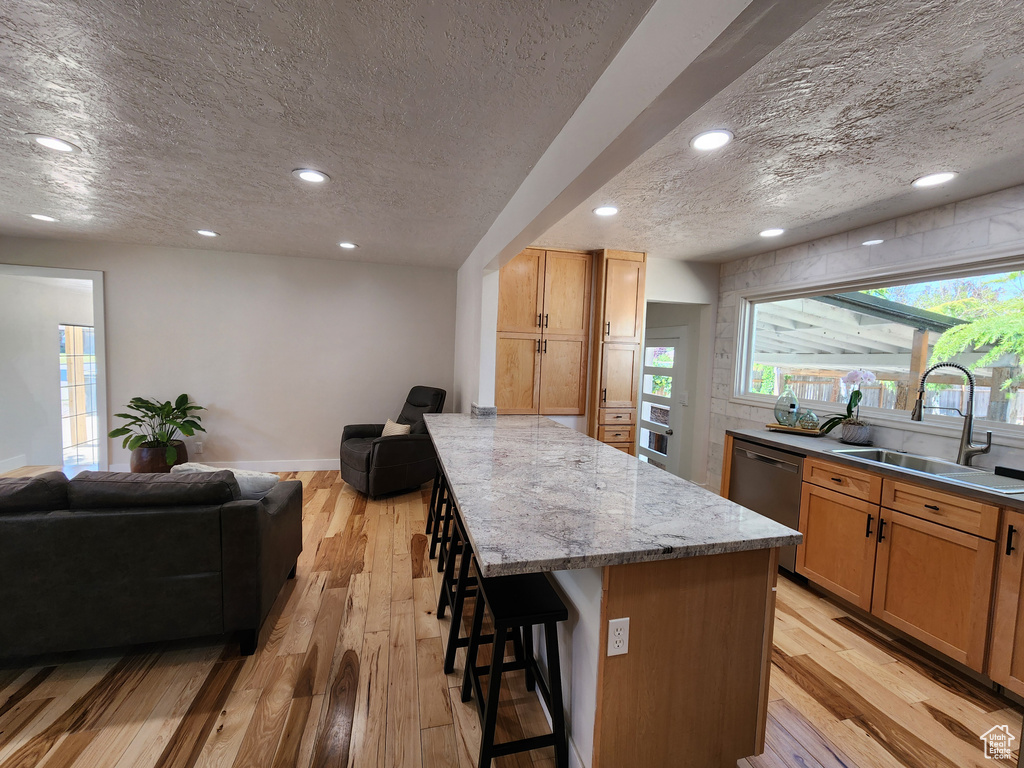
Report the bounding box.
[910,362,992,466]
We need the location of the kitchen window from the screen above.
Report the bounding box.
[741,267,1024,426]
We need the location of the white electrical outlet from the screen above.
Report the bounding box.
[195,441,204,455]
[607,617,629,656]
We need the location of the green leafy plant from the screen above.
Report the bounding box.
[819,370,875,433]
[931,297,1024,389]
[108,395,206,464]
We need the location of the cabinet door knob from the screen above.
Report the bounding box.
[1008,524,1017,557]
[865,514,874,538]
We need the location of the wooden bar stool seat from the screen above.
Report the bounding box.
[461,570,569,768]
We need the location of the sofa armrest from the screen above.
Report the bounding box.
[343,423,385,442]
[370,433,435,467]
[220,479,303,635]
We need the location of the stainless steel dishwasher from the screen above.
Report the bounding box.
[727,438,804,572]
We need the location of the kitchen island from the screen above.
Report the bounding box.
[425,414,801,768]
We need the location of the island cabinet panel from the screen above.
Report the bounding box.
[871,510,996,670]
[988,509,1024,696]
[594,548,778,768]
[496,247,545,333]
[496,248,592,415]
[796,483,878,610]
[881,479,1000,539]
[495,334,541,413]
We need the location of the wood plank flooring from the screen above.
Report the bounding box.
[0,469,1020,768]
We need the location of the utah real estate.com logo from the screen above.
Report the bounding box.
[981,725,1015,760]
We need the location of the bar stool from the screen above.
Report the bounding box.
[461,570,569,768]
[437,499,525,673]
[426,468,449,562]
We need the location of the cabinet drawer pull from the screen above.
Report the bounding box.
[543,339,547,354]
[602,388,607,403]
[1008,524,1017,557]
[830,477,844,484]
[606,321,611,336]
[924,504,940,511]
[544,313,549,328]
[536,339,541,354]
[877,518,887,542]
[865,514,874,538]
[538,313,543,328]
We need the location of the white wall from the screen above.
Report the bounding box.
[0,275,93,469]
[0,236,457,471]
[709,183,1024,490]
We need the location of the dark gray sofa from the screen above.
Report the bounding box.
[0,469,302,659]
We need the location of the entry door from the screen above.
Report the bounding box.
[638,331,683,473]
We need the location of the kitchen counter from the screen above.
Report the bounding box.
[726,427,1024,510]
[426,413,800,577]
[426,414,795,767]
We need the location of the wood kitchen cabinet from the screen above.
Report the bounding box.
[872,509,995,670]
[989,509,1024,696]
[588,250,646,453]
[797,483,878,611]
[496,248,592,415]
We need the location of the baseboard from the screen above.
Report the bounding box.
[109,459,340,473]
[533,685,587,768]
[0,455,27,474]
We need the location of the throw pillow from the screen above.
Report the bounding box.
[382,418,411,437]
[171,462,280,500]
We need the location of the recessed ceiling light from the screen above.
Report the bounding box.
[862,239,884,246]
[593,206,618,216]
[30,214,58,222]
[26,134,82,153]
[338,241,358,249]
[912,171,957,188]
[759,228,785,238]
[293,168,329,183]
[196,229,219,237]
[690,129,734,151]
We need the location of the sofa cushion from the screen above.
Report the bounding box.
[0,471,69,513]
[68,470,241,509]
[382,418,411,437]
[341,437,374,473]
[171,462,280,500]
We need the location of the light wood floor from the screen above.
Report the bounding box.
[0,465,60,479]
[0,470,1020,768]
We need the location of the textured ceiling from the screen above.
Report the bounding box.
[0,0,653,267]
[538,0,1024,263]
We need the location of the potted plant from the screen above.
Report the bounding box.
[108,395,206,472]
[820,370,876,445]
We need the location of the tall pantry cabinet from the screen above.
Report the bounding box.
[587,249,647,454]
[495,248,593,415]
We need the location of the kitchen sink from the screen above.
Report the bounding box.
[831,447,1024,494]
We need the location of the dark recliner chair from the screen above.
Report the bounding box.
[341,386,446,498]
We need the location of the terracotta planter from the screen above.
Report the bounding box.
[130,440,188,473]
[840,423,872,445]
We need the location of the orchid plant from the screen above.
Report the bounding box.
[820,369,877,433]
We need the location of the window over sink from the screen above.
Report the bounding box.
[742,267,1024,426]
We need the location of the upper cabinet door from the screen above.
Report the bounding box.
[603,254,646,343]
[497,249,545,334]
[542,251,592,337]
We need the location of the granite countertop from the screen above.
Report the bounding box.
[425,414,801,577]
[727,428,1024,511]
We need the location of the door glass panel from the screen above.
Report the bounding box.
[639,454,667,470]
[644,346,674,368]
[640,427,668,455]
[643,373,672,397]
[641,401,670,426]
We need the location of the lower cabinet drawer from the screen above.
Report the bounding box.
[599,408,636,425]
[882,479,999,539]
[598,425,634,444]
[608,442,635,456]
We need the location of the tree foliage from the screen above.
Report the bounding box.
[930,297,1024,388]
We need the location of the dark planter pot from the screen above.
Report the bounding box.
[130,440,188,473]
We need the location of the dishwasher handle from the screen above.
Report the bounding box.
[738,448,800,473]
